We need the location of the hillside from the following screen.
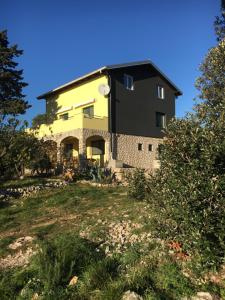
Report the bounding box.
[0,180,223,299]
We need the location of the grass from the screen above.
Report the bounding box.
[0,178,222,299]
[0,177,49,189]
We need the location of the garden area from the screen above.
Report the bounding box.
[0,178,224,300]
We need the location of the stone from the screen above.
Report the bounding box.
[122,290,143,300]
[182,292,216,300]
[31,293,39,300]
[68,276,78,286]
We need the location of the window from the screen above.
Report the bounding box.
[138,143,143,151]
[83,105,94,118]
[157,86,164,99]
[156,112,166,128]
[91,140,105,155]
[60,113,69,120]
[148,144,153,152]
[124,74,134,90]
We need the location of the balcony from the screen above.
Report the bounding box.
[37,113,108,137]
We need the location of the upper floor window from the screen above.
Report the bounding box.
[156,112,166,128]
[83,105,94,118]
[59,113,69,120]
[157,86,164,99]
[124,74,134,90]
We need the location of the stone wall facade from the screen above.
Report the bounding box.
[112,133,163,170]
[43,129,163,170]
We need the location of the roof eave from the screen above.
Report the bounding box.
[37,60,182,99]
[37,67,106,100]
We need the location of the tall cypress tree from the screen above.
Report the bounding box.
[0,30,30,118]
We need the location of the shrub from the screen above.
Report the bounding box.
[31,234,104,295]
[89,165,116,184]
[147,8,225,269]
[127,168,147,200]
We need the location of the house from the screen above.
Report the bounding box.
[36,60,182,169]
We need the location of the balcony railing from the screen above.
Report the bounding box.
[37,112,108,137]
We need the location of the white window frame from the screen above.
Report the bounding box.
[124,74,134,90]
[157,86,165,99]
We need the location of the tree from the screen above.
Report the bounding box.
[0,122,41,178]
[0,30,30,118]
[0,31,55,179]
[148,4,225,268]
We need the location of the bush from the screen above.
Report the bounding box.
[89,165,116,184]
[13,234,104,299]
[146,17,225,269]
[127,168,147,200]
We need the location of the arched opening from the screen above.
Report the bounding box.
[86,135,105,167]
[60,136,79,168]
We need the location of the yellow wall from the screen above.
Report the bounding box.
[37,75,109,137]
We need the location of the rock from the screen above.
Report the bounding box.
[31,293,39,300]
[182,292,218,300]
[8,236,34,250]
[68,276,78,286]
[122,290,143,300]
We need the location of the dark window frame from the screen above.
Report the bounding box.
[138,143,143,151]
[156,112,166,128]
[148,144,153,152]
[59,113,69,120]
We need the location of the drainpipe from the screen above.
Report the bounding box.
[108,72,113,159]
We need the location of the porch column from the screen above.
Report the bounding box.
[56,141,62,163]
[79,135,87,167]
[105,139,111,163]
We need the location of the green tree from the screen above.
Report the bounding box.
[0,30,30,118]
[0,31,56,179]
[148,4,225,268]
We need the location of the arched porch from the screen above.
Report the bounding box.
[86,135,106,167]
[60,136,79,168]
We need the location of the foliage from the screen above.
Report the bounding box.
[31,97,61,129]
[32,234,103,293]
[147,6,225,268]
[64,163,117,184]
[127,168,147,200]
[214,0,225,42]
[31,113,48,129]
[0,30,30,118]
[0,119,40,178]
[89,165,117,184]
[29,140,57,175]
[0,30,44,179]
[0,183,221,299]
[0,236,195,300]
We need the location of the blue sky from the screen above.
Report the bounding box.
[1,0,220,124]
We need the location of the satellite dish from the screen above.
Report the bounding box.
[98,84,110,96]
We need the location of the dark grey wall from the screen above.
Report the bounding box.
[108,65,177,138]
